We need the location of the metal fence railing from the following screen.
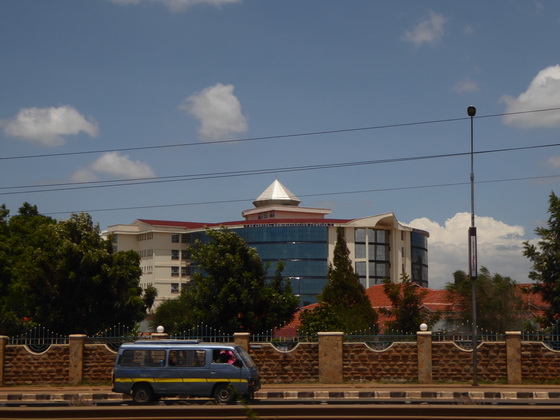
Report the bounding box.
[86,323,141,351]
[345,333,416,351]
[523,320,560,350]
[170,323,233,343]
[250,329,318,351]
[12,321,560,354]
[9,325,69,353]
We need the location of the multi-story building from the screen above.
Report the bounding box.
[106,180,429,307]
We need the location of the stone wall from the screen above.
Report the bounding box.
[83,344,117,383]
[522,342,560,381]
[432,342,508,383]
[248,342,318,383]
[2,333,560,386]
[3,345,69,386]
[343,342,418,382]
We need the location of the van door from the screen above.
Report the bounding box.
[156,349,212,397]
[209,349,244,393]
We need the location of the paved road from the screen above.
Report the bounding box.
[2,404,560,420]
[2,383,560,405]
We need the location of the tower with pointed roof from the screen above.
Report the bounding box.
[253,179,301,207]
[243,180,331,221]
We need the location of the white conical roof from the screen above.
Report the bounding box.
[253,180,301,207]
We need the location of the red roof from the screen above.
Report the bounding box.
[137,219,208,229]
[137,218,352,229]
[276,283,548,336]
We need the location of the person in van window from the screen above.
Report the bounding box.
[219,350,235,364]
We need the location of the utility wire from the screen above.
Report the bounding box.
[2,142,560,195]
[43,173,560,216]
[2,106,559,162]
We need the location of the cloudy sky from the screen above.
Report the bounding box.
[1,0,559,289]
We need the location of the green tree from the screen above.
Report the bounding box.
[524,192,560,324]
[154,227,298,335]
[143,285,159,313]
[300,227,378,335]
[0,203,56,336]
[0,206,146,335]
[382,273,439,334]
[151,291,195,333]
[446,267,524,332]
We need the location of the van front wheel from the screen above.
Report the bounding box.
[132,383,154,404]
[214,384,235,404]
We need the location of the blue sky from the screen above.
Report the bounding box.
[1,0,560,289]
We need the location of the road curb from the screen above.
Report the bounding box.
[2,390,560,403]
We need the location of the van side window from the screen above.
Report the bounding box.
[212,349,237,365]
[169,350,205,367]
[119,349,166,367]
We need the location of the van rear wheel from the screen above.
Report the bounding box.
[214,384,235,404]
[132,383,154,404]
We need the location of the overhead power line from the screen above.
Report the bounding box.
[43,173,560,216]
[1,106,559,162]
[2,142,560,196]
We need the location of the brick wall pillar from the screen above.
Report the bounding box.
[69,334,86,385]
[318,332,343,384]
[234,332,250,352]
[506,331,522,384]
[151,333,169,340]
[0,336,7,387]
[417,331,432,384]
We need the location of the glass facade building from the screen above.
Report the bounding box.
[106,180,429,307]
[235,226,328,306]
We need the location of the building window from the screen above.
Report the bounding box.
[181,266,190,276]
[171,234,180,243]
[355,229,390,288]
[171,267,179,277]
[171,283,179,294]
[139,232,153,241]
[171,250,180,260]
[112,234,118,244]
[411,231,429,287]
[139,249,153,258]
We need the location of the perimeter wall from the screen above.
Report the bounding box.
[0,331,558,386]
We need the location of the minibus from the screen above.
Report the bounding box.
[112,340,260,404]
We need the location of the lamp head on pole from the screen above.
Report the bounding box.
[467,106,476,117]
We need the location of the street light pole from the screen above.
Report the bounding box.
[467,105,478,387]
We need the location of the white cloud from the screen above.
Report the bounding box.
[109,0,241,12]
[453,77,479,93]
[71,152,155,182]
[1,105,98,147]
[500,65,560,128]
[70,169,99,183]
[179,83,248,140]
[408,212,531,290]
[402,11,446,46]
[547,155,560,168]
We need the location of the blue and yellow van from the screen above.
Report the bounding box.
[112,340,260,404]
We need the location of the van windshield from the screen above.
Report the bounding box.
[235,346,255,368]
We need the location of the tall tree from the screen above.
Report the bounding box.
[446,267,524,332]
[0,203,56,336]
[154,227,298,335]
[300,227,378,334]
[0,206,146,335]
[143,285,159,313]
[382,273,439,334]
[524,191,560,324]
